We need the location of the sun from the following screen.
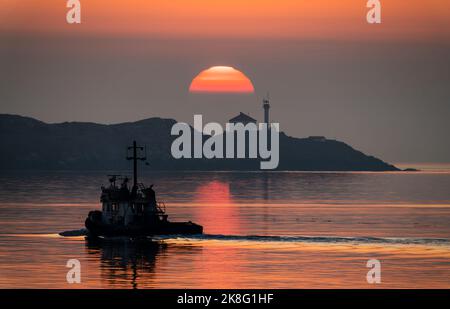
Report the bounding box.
[189,66,255,93]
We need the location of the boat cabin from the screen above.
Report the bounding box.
[99,175,167,227]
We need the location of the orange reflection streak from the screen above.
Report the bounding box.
[189,66,254,93]
[194,180,241,234]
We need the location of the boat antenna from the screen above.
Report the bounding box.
[126,141,146,189]
[107,174,121,187]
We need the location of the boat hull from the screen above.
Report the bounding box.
[85,216,203,237]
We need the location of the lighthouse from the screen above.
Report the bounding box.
[263,95,270,124]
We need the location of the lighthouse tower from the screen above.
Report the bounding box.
[263,95,270,124]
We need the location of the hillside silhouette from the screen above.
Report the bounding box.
[0,114,398,171]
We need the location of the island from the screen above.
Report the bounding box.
[0,114,399,171]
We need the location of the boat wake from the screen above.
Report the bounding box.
[58,229,450,246]
[153,234,450,246]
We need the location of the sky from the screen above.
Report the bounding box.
[0,0,449,163]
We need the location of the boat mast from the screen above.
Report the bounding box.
[127,141,146,189]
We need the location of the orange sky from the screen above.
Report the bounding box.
[1,0,449,41]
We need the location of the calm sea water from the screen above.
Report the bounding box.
[0,170,450,288]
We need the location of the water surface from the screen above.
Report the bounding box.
[0,171,449,288]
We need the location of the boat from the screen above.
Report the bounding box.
[85,141,203,237]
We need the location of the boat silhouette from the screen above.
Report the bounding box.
[85,141,203,237]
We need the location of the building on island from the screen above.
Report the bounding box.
[229,112,257,125]
[229,95,271,125]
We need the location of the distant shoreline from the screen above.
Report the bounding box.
[394,163,450,173]
[0,113,401,172]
